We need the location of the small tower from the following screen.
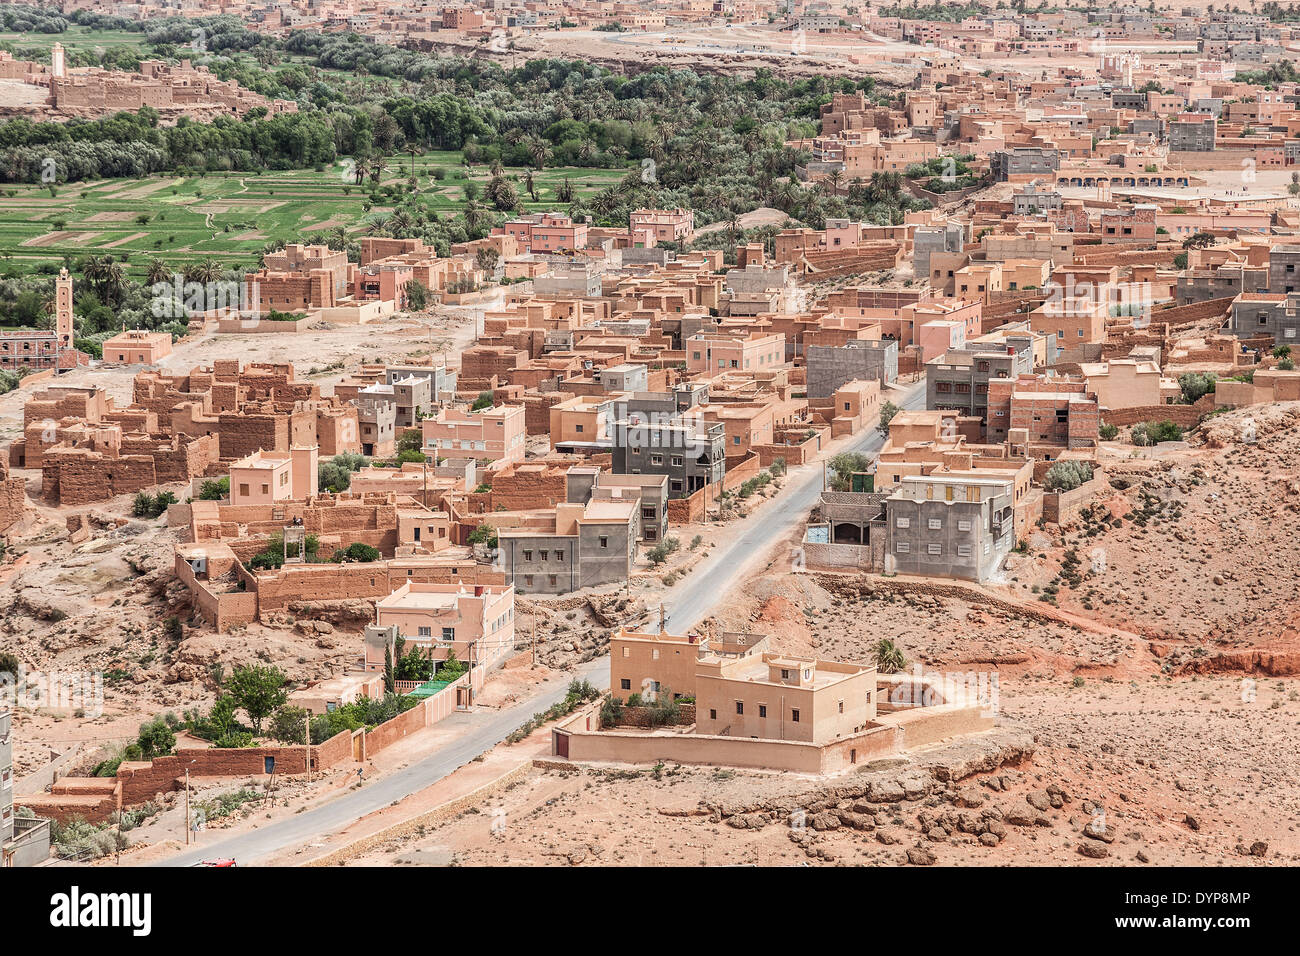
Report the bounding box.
[51,43,65,79]
[55,267,73,348]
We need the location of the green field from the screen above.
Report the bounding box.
[0,26,149,55]
[0,155,630,277]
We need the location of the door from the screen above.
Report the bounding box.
[554,731,569,758]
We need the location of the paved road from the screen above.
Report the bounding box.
[158,379,926,866]
[664,379,927,632]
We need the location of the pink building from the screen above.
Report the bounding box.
[493,213,587,254]
[228,445,319,506]
[685,332,785,377]
[629,208,695,244]
[421,404,526,466]
[374,582,515,669]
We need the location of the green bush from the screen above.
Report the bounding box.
[1099,423,1118,441]
[330,542,382,563]
[198,476,229,500]
[1043,460,1093,492]
[1130,420,1183,446]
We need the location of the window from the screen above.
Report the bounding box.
[957,519,972,532]
[523,549,532,561]
[791,709,800,722]
[928,543,942,555]
[575,424,584,433]
[524,575,533,587]
[957,544,972,557]
[896,517,910,529]
[442,627,455,640]
[548,575,558,587]
[652,649,660,660]
[928,518,942,530]
[622,647,629,657]
[599,535,608,548]
[758,704,767,718]
[736,701,744,715]
[417,626,432,637]
[621,678,631,690]
[709,709,717,720]
[838,700,844,713]
[540,550,549,561]
[896,542,911,553]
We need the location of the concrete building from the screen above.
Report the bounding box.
[1229,292,1300,344]
[1168,114,1217,151]
[694,653,878,744]
[806,339,899,397]
[497,495,639,595]
[100,329,173,366]
[991,148,1062,181]
[884,474,1016,581]
[926,332,1038,421]
[2,709,51,868]
[610,414,726,499]
[566,466,669,544]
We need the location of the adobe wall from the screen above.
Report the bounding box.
[1041,473,1104,526]
[556,701,994,774]
[1102,394,1213,427]
[42,450,156,505]
[0,474,25,531]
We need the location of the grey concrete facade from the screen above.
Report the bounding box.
[883,476,1015,582]
[610,417,726,499]
[925,335,1037,420]
[806,340,899,398]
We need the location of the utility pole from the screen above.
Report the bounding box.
[305,713,312,784]
[531,612,536,665]
[184,768,191,845]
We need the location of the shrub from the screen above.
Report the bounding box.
[467,524,497,549]
[1043,460,1093,492]
[1099,423,1118,441]
[1130,420,1183,446]
[197,476,229,500]
[470,390,494,411]
[1177,371,1217,404]
[268,705,310,744]
[330,542,382,563]
[874,638,907,674]
[599,695,624,728]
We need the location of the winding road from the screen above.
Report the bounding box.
[157,378,927,866]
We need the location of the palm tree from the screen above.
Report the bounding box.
[577,138,598,163]
[369,157,388,185]
[353,156,371,185]
[363,216,391,237]
[145,258,170,287]
[526,137,551,171]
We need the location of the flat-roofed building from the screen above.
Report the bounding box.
[374,581,516,669]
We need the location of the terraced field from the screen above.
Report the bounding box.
[0,155,629,277]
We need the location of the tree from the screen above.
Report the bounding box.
[1099,423,1119,441]
[470,390,494,411]
[436,650,466,682]
[228,664,288,735]
[136,714,177,760]
[268,705,310,744]
[404,278,428,311]
[827,452,872,492]
[395,643,433,682]
[878,400,900,437]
